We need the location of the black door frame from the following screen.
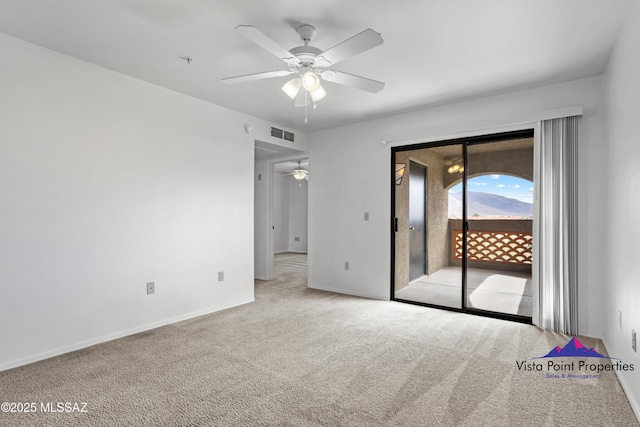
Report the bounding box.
[390,129,534,324]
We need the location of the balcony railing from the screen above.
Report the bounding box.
[448,219,532,271]
[453,229,532,265]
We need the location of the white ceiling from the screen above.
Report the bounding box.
[0,0,631,132]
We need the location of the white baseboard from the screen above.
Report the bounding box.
[617,370,640,423]
[308,283,389,301]
[0,298,255,372]
[602,336,640,423]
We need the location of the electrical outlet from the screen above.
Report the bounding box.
[218,271,224,282]
[364,212,370,221]
[147,282,155,295]
[344,261,350,271]
[633,329,637,352]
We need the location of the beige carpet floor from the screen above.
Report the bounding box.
[0,253,637,426]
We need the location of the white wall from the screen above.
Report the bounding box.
[288,177,308,253]
[307,76,607,336]
[254,159,272,281]
[0,33,277,370]
[602,0,640,417]
[273,175,290,252]
[273,175,308,254]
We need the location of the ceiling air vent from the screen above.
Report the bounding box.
[270,126,295,143]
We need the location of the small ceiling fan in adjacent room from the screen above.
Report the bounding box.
[285,161,309,181]
[222,23,385,120]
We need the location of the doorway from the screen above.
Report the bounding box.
[273,158,309,256]
[253,139,308,281]
[391,130,534,322]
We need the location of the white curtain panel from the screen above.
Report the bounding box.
[534,116,580,335]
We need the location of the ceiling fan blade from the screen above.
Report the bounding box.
[235,25,300,67]
[222,70,294,84]
[315,29,383,67]
[320,70,385,93]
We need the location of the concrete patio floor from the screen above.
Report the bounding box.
[394,267,532,317]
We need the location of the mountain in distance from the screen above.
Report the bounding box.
[536,337,611,359]
[449,191,532,218]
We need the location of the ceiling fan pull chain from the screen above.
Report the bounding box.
[304,91,309,123]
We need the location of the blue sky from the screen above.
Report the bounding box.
[450,175,534,203]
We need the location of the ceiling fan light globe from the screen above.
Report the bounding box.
[293,169,307,180]
[310,84,326,102]
[302,70,320,91]
[281,78,301,99]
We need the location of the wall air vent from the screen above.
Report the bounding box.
[271,127,283,139]
[270,126,295,143]
[283,131,295,142]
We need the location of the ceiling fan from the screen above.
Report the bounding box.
[285,161,309,181]
[222,24,385,108]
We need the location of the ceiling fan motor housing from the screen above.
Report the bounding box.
[289,45,323,67]
[289,24,329,69]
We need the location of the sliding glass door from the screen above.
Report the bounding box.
[392,131,533,322]
[393,145,463,309]
[464,139,533,318]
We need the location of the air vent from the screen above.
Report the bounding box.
[270,126,295,143]
[270,127,283,139]
[283,131,295,142]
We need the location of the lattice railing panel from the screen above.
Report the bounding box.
[454,230,532,265]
